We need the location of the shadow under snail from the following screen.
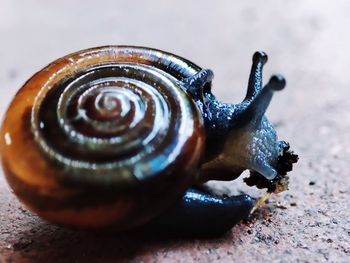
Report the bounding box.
[0,46,298,236]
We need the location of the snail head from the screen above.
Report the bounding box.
[184,52,298,192]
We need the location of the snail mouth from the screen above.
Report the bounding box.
[244,141,299,193]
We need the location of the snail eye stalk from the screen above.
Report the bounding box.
[245,51,268,100]
[181,69,214,101]
[237,74,286,126]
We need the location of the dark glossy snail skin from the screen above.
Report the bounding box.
[0,46,297,236]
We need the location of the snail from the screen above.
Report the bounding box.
[0,46,298,236]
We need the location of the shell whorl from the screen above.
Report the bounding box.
[26,46,204,187]
[0,46,206,228]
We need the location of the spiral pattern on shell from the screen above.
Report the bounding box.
[26,47,204,186]
[0,46,206,229]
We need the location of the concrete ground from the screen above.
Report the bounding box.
[0,0,349,262]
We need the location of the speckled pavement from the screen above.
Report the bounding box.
[0,1,349,262]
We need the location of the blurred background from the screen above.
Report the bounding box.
[0,0,349,262]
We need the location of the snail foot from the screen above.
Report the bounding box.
[148,188,253,237]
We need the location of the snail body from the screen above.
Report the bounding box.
[0,46,297,235]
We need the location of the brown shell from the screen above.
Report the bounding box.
[0,46,205,230]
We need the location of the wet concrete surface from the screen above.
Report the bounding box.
[0,0,349,262]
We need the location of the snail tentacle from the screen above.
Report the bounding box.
[182,69,214,102]
[235,74,286,126]
[244,51,268,101]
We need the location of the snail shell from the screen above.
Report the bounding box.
[0,46,205,229]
